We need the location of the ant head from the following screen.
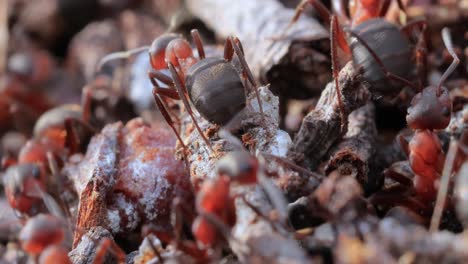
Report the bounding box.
[217,151,259,185]
[149,33,181,70]
[38,245,71,264]
[34,104,83,145]
[19,214,65,254]
[165,38,194,68]
[406,85,451,130]
[3,163,44,214]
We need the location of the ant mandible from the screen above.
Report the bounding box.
[147,30,265,154]
[284,0,426,128]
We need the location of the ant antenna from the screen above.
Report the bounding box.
[96,46,149,72]
[437,28,460,96]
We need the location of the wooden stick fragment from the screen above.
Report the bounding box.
[287,62,370,169]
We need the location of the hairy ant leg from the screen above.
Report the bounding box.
[225,36,265,120]
[291,0,332,30]
[332,0,351,23]
[191,29,206,60]
[64,117,96,154]
[331,15,348,132]
[168,62,215,154]
[92,237,126,264]
[152,92,186,150]
[147,69,180,99]
[400,19,428,88]
[346,29,419,90]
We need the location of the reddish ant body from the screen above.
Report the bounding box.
[286,0,425,125]
[3,103,93,215]
[18,214,125,264]
[403,28,459,202]
[370,28,459,214]
[147,29,264,152]
[142,151,268,261]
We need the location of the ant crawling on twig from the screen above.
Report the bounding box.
[281,0,427,131]
[98,29,266,155]
[370,28,460,219]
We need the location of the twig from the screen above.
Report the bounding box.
[430,138,458,232]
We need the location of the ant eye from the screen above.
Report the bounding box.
[31,166,40,179]
[441,107,450,117]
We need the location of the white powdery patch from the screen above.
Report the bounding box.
[106,209,121,234]
[107,193,140,233]
[71,123,120,194]
[121,131,172,221]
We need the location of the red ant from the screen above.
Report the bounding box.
[142,150,288,262]
[3,100,94,216]
[17,214,125,264]
[148,29,267,154]
[284,0,426,128]
[370,28,459,215]
[99,29,266,154]
[402,28,459,202]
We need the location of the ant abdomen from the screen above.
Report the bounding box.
[349,18,413,96]
[186,57,246,125]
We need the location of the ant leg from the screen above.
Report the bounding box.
[92,237,126,264]
[239,195,280,232]
[167,62,215,154]
[191,29,206,60]
[437,28,460,95]
[346,30,419,90]
[395,0,407,15]
[152,92,187,151]
[378,0,392,17]
[148,70,180,100]
[64,117,97,154]
[64,119,79,154]
[397,133,410,157]
[46,152,72,219]
[225,37,265,119]
[383,167,413,187]
[332,0,351,23]
[261,153,323,181]
[400,19,428,89]
[290,0,332,30]
[331,16,348,132]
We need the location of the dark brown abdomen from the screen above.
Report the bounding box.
[186,57,246,125]
[349,18,413,97]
